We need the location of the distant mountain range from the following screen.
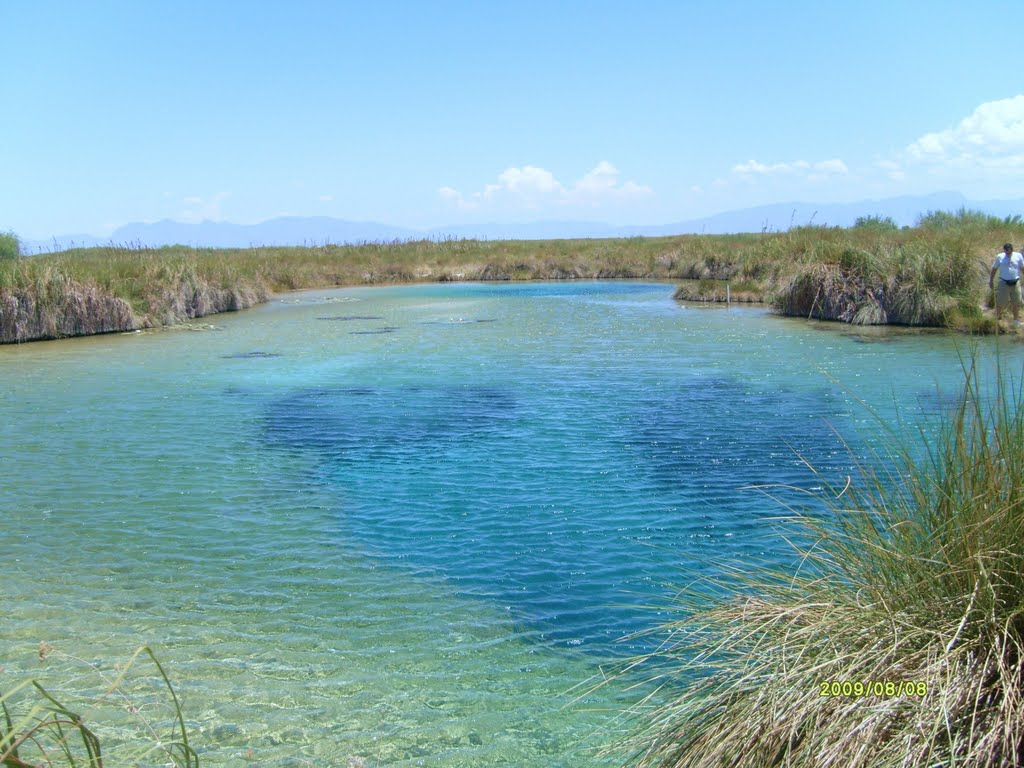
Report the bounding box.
[20,191,1024,253]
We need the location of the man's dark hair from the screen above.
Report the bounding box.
[1005,243,1014,251]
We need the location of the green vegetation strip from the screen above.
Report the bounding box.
[1,208,1022,342]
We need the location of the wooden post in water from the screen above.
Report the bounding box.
[726,283,731,305]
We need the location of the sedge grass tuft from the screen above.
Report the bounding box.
[1,645,198,768]
[614,349,1024,767]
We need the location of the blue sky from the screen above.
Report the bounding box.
[4,1,1024,240]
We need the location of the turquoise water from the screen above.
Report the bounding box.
[2,281,1019,766]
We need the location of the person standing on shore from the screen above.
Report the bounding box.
[989,243,1024,324]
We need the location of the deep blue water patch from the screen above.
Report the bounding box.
[260,372,861,654]
[627,379,857,491]
[263,384,517,459]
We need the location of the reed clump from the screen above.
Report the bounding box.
[616,351,1024,767]
[0,246,270,342]
[0,264,137,343]
[773,233,986,328]
[766,209,1024,331]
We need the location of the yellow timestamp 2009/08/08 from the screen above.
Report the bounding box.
[819,680,927,698]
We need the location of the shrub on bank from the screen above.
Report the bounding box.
[853,214,899,232]
[0,231,19,260]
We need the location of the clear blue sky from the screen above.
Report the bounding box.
[3,0,1023,240]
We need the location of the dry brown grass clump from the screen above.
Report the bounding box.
[0,270,136,342]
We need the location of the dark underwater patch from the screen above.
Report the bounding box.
[626,376,856,492]
[420,319,498,325]
[316,315,385,321]
[262,383,517,458]
[914,386,977,416]
[473,281,664,298]
[220,351,283,359]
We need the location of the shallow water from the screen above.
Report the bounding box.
[2,281,1019,766]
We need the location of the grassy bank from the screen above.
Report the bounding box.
[1,208,1021,343]
[614,350,1024,766]
[0,249,270,343]
[0,236,696,342]
[676,210,1024,333]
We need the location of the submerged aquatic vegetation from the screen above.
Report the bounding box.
[615,350,1024,767]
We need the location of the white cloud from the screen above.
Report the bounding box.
[619,181,652,197]
[732,158,847,177]
[814,159,849,174]
[721,96,1024,199]
[498,165,564,200]
[181,192,230,223]
[906,95,1024,163]
[438,185,478,210]
[908,133,947,160]
[319,194,334,202]
[439,161,653,215]
[571,161,653,207]
[855,94,1024,194]
[574,160,619,195]
[873,159,906,182]
[733,160,799,175]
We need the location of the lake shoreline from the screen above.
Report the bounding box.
[2,213,1018,343]
[3,274,1014,345]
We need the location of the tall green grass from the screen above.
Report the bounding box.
[917,207,1024,231]
[614,350,1024,766]
[770,228,994,329]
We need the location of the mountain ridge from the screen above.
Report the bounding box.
[19,191,1024,253]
